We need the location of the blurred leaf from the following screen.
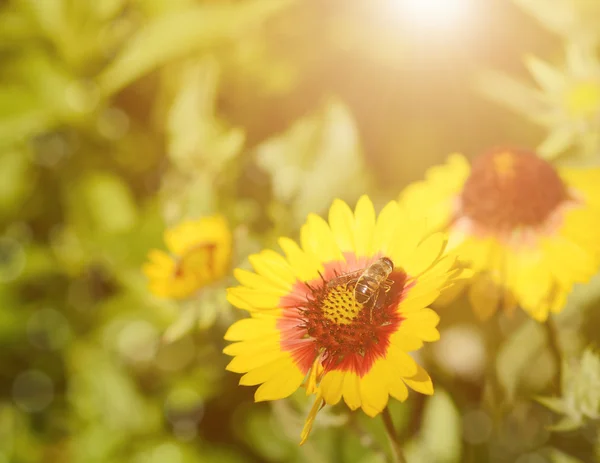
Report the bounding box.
[162,303,197,344]
[414,390,462,463]
[547,448,585,463]
[535,396,566,415]
[0,148,35,215]
[496,319,546,402]
[512,0,600,45]
[17,0,67,38]
[98,0,294,95]
[475,68,549,125]
[242,407,295,462]
[0,87,53,148]
[538,127,578,159]
[67,343,161,439]
[524,55,565,93]
[167,58,245,175]
[80,172,139,235]
[256,98,368,228]
[161,170,218,224]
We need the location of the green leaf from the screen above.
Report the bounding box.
[81,172,139,234]
[535,396,566,415]
[161,304,197,344]
[167,58,245,175]
[256,98,368,228]
[538,127,578,159]
[0,148,34,215]
[548,417,582,432]
[475,69,545,123]
[547,448,586,463]
[496,318,546,402]
[420,390,462,463]
[524,54,566,93]
[98,0,294,95]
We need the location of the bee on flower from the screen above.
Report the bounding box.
[223,196,467,444]
[399,147,600,321]
[142,215,232,299]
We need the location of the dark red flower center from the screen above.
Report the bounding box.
[298,269,407,377]
[460,148,569,232]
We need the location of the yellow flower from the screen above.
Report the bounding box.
[478,45,600,159]
[223,196,465,444]
[399,148,600,321]
[143,215,232,299]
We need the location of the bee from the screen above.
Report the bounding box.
[354,257,394,306]
[326,257,395,318]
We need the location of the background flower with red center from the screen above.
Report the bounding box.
[142,215,232,299]
[399,148,600,321]
[223,195,467,443]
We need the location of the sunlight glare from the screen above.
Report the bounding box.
[386,0,471,31]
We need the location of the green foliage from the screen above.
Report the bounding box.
[3,0,600,462]
[538,348,600,431]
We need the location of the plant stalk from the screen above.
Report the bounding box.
[381,407,407,463]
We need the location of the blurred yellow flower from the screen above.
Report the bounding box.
[143,216,232,299]
[399,148,600,321]
[478,45,600,159]
[223,196,465,444]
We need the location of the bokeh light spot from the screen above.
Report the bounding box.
[462,409,493,444]
[433,324,486,379]
[27,308,71,350]
[155,336,196,372]
[116,320,159,363]
[152,443,182,463]
[12,370,54,412]
[0,238,25,283]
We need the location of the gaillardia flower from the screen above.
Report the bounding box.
[399,148,600,321]
[143,215,232,299]
[224,196,465,444]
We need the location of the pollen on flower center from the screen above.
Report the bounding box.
[320,284,363,324]
[459,148,570,232]
[298,270,407,375]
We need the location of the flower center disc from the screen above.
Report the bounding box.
[300,270,407,375]
[460,148,569,232]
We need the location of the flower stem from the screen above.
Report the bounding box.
[544,316,562,394]
[382,407,407,463]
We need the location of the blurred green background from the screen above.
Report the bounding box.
[3,0,600,462]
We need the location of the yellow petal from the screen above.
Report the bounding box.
[254,363,305,401]
[328,199,356,254]
[226,287,281,310]
[234,269,287,294]
[388,365,409,402]
[249,251,296,289]
[401,308,440,342]
[342,372,362,410]
[403,232,447,277]
[385,343,419,377]
[301,214,344,262]
[467,274,501,321]
[223,334,280,356]
[403,364,434,395]
[226,349,288,373]
[353,195,376,258]
[240,356,296,386]
[371,200,401,256]
[300,392,325,446]
[320,370,344,405]
[359,360,389,417]
[278,237,322,282]
[389,328,424,352]
[399,290,442,314]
